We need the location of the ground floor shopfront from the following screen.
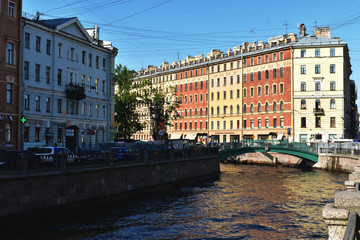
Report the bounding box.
[22,115,109,153]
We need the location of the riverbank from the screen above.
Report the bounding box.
[0,154,219,219]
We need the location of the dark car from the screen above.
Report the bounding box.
[0,150,41,170]
[79,149,105,164]
[109,147,137,161]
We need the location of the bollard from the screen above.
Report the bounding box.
[18,153,28,173]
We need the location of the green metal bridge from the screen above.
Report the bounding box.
[219,141,318,163]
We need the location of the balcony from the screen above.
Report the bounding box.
[66,83,86,100]
[313,108,325,116]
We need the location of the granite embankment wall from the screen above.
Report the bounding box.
[0,155,219,218]
[230,152,360,172]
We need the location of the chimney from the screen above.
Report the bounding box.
[314,27,331,38]
[299,23,306,37]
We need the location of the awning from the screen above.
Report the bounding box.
[277,133,284,140]
[185,132,198,140]
[269,132,277,136]
[170,132,183,140]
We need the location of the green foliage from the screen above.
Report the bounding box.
[114,64,142,140]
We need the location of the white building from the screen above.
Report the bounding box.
[22,17,117,152]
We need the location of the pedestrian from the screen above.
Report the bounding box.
[53,143,59,167]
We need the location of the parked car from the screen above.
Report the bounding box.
[79,149,105,164]
[109,147,137,161]
[31,147,80,165]
[0,150,41,170]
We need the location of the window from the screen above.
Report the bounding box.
[25,94,30,110]
[243,88,247,97]
[251,73,254,81]
[257,103,261,112]
[25,33,30,48]
[102,80,106,93]
[36,36,41,52]
[82,51,86,64]
[273,69,277,78]
[103,58,106,70]
[330,48,335,56]
[330,99,336,109]
[273,101,277,111]
[57,69,62,85]
[330,64,335,73]
[88,77,92,91]
[258,119,261,128]
[89,104,92,116]
[35,64,40,81]
[257,86,261,96]
[8,2,15,18]
[6,83,12,104]
[251,119,254,129]
[301,99,306,109]
[35,96,41,112]
[46,39,51,55]
[224,63,227,71]
[250,87,254,97]
[251,58,254,66]
[330,81,336,91]
[280,83,284,93]
[244,60,247,67]
[7,42,14,65]
[89,53,92,67]
[265,55,269,63]
[280,118,284,128]
[237,105,240,113]
[6,124,12,143]
[301,82,306,91]
[223,77,227,86]
[315,49,320,57]
[280,52,284,60]
[223,106,227,114]
[57,99,62,113]
[96,104,99,117]
[265,102,269,111]
[230,76,233,84]
[258,56,261,64]
[24,61,29,79]
[230,90,233,99]
[217,92,220,100]
[243,74,247,82]
[46,97,51,112]
[273,53,277,61]
[301,117,306,128]
[237,75,240,83]
[265,85,269,95]
[237,89,240,98]
[280,101,284,110]
[82,102,86,115]
[301,49,306,57]
[316,117,321,128]
[315,65,321,74]
[95,78,99,92]
[96,56,99,68]
[250,104,254,113]
[265,70,269,79]
[273,84,277,94]
[315,81,321,91]
[280,67,284,77]
[330,117,336,128]
[301,65,306,74]
[217,107,220,115]
[266,119,269,128]
[46,66,51,83]
[35,127,40,142]
[58,43,63,57]
[273,118,277,128]
[243,119,247,129]
[243,104,247,113]
[258,71,261,80]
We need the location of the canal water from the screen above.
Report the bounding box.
[4,164,348,239]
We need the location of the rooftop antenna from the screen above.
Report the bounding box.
[283,21,288,34]
[250,28,255,42]
[177,52,179,61]
[313,21,318,28]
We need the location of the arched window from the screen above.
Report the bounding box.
[273,101,277,111]
[301,99,306,109]
[265,102,269,112]
[189,109,192,116]
[223,106,227,114]
[330,99,336,109]
[194,108,197,116]
[185,109,187,116]
[243,104,247,113]
[250,103,254,113]
[5,123,11,143]
[280,101,284,110]
[315,99,321,110]
[211,107,214,115]
[257,103,261,112]
[200,108,203,116]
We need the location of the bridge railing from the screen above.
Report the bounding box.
[219,140,318,155]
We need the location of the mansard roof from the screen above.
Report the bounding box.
[38,17,76,28]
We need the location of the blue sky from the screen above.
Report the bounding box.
[23,0,360,97]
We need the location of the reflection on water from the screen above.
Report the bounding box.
[4,164,348,239]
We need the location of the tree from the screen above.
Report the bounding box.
[114,64,142,140]
[137,79,180,141]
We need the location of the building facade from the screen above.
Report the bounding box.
[22,17,117,152]
[0,0,22,150]
[134,25,357,143]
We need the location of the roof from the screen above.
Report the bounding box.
[38,17,76,29]
[292,34,347,47]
